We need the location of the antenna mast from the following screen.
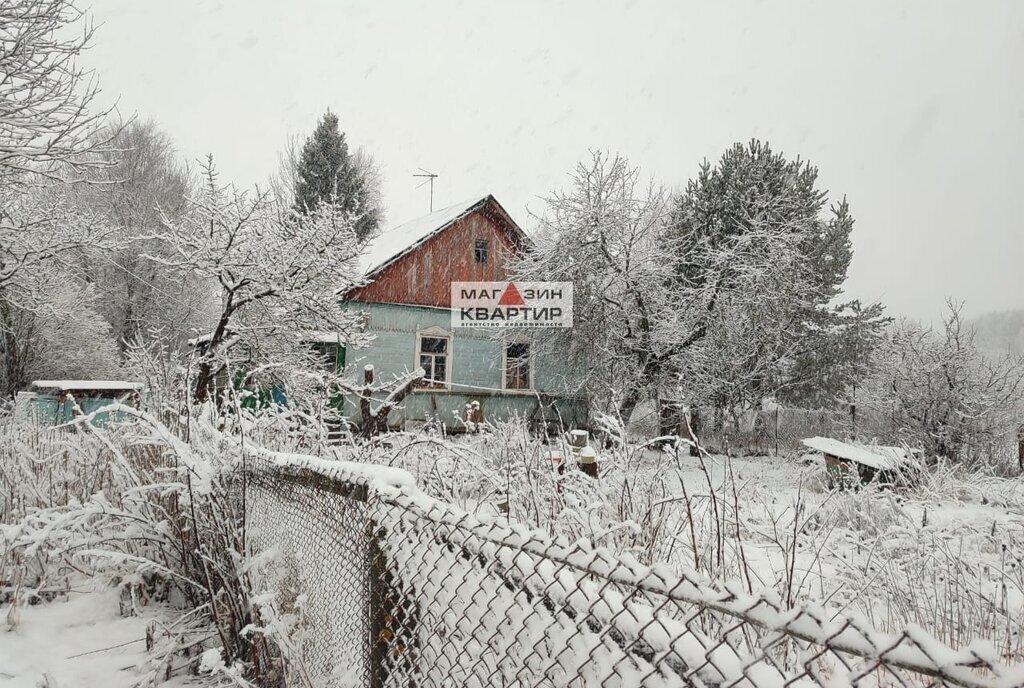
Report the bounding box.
[413,168,439,212]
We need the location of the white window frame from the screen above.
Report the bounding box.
[502,335,534,391]
[415,326,452,389]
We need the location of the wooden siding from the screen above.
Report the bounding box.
[347,199,523,308]
[339,302,587,429]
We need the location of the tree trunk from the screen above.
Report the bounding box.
[192,359,216,404]
[1018,425,1024,474]
[192,314,232,404]
[358,366,422,438]
[658,397,684,439]
[688,408,703,457]
[617,386,645,429]
[0,298,26,398]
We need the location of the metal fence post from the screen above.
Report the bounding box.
[368,515,388,688]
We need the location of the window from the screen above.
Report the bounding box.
[474,238,489,264]
[309,342,343,373]
[504,341,531,390]
[416,331,450,387]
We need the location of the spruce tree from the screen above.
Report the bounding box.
[667,139,887,407]
[293,110,378,239]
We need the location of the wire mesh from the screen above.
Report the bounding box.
[245,454,1024,688]
[246,455,374,685]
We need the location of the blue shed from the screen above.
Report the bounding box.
[18,380,143,426]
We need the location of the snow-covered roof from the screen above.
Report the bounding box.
[31,380,143,392]
[358,195,491,276]
[802,437,916,471]
[303,331,345,343]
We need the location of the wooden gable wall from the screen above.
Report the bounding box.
[347,199,524,308]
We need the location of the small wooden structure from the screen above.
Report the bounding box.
[802,437,918,488]
[18,380,143,425]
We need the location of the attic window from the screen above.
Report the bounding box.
[474,239,489,264]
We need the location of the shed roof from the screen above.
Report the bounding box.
[31,380,143,392]
[802,436,916,471]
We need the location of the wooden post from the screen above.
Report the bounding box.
[1017,424,1024,474]
[359,365,374,435]
[579,446,598,479]
[368,521,388,688]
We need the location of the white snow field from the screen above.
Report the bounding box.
[0,584,180,688]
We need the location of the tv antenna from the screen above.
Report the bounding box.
[413,168,439,212]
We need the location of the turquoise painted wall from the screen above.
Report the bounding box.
[25,395,138,426]
[340,301,587,430]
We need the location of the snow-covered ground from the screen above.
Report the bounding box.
[371,430,1024,660]
[0,584,177,688]
[642,449,1023,656]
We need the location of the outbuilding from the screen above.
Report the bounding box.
[802,436,919,488]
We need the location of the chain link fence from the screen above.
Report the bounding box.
[690,406,895,457]
[244,450,1024,688]
[689,407,1021,467]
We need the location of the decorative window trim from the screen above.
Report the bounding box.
[415,326,452,389]
[501,335,534,391]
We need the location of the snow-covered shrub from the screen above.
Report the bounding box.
[863,302,1024,471]
[345,420,1024,661]
[0,416,118,616]
[0,407,305,686]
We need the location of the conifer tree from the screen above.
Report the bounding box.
[667,139,887,408]
[293,110,379,239]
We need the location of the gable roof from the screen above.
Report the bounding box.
[358,194,525,278]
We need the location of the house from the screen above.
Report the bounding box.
[337,195,587,432]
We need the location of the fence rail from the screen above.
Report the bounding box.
[244,450,1024,688]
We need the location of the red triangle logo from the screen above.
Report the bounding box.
[498,282,526,306]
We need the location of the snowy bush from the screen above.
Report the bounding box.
[862,301,1024,471]
[0,407,311,686]
[328,421,1024,661]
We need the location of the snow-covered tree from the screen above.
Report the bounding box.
[0,187,117,395]
[520,145,885,428]
[863,301,1024,465]
[20,276,121,381]
[666,140,887,412]
[291,110,383,240]
[516,152,672,419]
[149,159,370,403]
[72,120,214,351]
[0,0,122,396]
[0,0,115,185]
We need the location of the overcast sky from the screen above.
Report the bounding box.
[84,0,1023,322]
